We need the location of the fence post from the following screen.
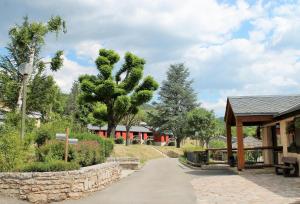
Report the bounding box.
[64,128,69,162]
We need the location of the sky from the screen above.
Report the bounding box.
[1,0,300,116]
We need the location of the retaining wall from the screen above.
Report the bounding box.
[0,162,121,203]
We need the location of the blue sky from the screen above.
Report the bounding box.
[1,0,300,116]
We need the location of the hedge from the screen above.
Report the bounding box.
[21,160,80,172]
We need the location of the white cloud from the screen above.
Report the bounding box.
[201,98,227,116]
[2,0,300,116]
[75,40,102,61]
[48,56,97,93]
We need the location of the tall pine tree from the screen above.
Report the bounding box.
[148,63,197,147]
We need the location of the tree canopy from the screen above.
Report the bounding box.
[0,16,66,119]
[79,49,158,137]
[187,107,218,147]
[147,63,197,147]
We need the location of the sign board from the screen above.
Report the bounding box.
[56,133,78,144]
[56,133,66,140]
[68,138,78,144]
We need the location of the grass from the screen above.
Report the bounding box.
[112,144,164,164]
[154,146,184,157]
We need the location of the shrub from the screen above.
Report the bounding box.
[168,141,175,146]
[132,139,140,144]
[36,140,76,162]
[182,145,204,158]
[146,140,153,145]
[74,141,104,167]
[209,140,226,149]
[115,137,124,144]
[21,160,80,172]
[72,132,114,158]
[35,127,54,147]
[0,127,23,172]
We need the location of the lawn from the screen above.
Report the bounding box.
[112,144,164,164]
[154,146,184,157]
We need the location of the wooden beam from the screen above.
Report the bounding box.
[226,122,232,162]
[236,119,245,170]
[236,115,273,123]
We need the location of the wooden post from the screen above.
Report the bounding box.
[236,120,245,170]
[226,122,232,163]
[64,128,69,162]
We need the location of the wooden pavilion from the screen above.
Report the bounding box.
[225,95,300,171]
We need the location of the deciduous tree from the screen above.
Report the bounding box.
[0,16,66,114]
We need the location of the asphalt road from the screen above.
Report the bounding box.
[63,158,197,204]
[0,158,197,204]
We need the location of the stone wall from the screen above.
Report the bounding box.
[107,157,140,170]
[0,162,121,203]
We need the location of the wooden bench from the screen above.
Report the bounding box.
[274,157,299,177]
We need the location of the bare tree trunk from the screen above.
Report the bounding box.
[176,138,181,148]
[125,126,130,146]
[107,123,116,138]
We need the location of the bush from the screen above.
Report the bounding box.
[168,141,175,146]
[74,141,104,167]
[115,137,124,144]
[209,140,226,149]
[72,132,114,158]
[182,145,204,158]
[35,127,54,147]
[146,140,153,145]
[36,140,76,162]
[0,127,23,172]
[21,160,80,172]
[132,139,140,144]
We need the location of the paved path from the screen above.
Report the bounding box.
[62,158,196,204]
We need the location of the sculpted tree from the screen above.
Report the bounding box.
[79,49,158,138]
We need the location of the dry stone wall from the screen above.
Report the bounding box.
[0,162,121,203]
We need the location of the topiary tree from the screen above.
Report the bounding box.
[79,49,158,138]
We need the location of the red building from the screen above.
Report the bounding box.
[88,124,152,142]
[87,124,173,145]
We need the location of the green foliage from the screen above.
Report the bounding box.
[147,63,197,148]
[0,16,66,112]
[74,141,104,167]
[36,140,76,162]
[209,140,226,148]
[71,132,114,158]
[168,141,175,146]
[187,107,218,147]
[245,150,262,162]
[27,74,65,118]
[20,160,79,172]
[50,50,64,71]
[4,111,35,132]
[79,49,158,137]
[0,127,23,171]
[35,127,53,147]
[115,137,124,144]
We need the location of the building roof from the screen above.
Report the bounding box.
[87,124,152,133]
[232,136,262,148]
[228,95,300,117]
